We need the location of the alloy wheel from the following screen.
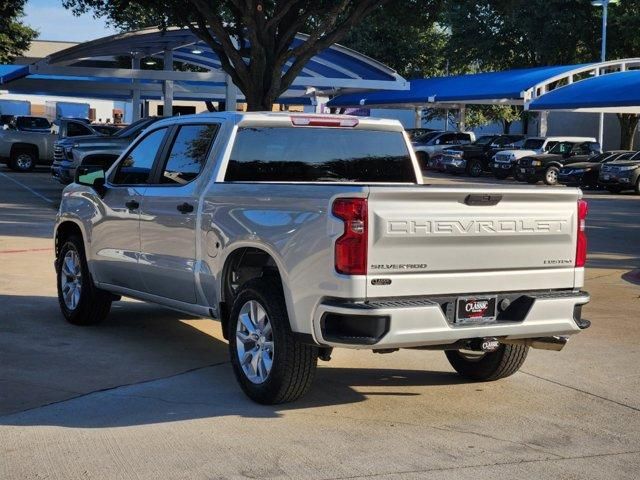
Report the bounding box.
[235,300,274,384]
[60,249,82,310]
[16,154,33,170]
[546,168,558,184]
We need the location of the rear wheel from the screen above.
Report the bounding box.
[9,149,36,172]
[228,278,318,404]
[56,235,112,325]
[445,344,529,381]
[544,166,560,185]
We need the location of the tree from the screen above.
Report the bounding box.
[442,0,640,149]
[63,0,390,111]
[0,1,38,63]
[340,0,446,79]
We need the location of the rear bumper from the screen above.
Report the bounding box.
[312,290,590,349]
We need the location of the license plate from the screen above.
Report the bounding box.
[456,296,498,324]
[520,168,526,173]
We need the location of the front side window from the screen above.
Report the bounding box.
[67,122,93,137]
[161,124,219,185]
[549,142,574,155]
[225,127,416,183]
[112,128,167,185]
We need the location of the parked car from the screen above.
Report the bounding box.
[598,152,640,194]
[0,116,56,171]
[54,112,590,404]
[558,151,634,189]
[441,134,525,177]
[516,139,601,185]
[411,130,475,169]
[405,128,438,141]
[51,117,161,184]
[490,137,592,180]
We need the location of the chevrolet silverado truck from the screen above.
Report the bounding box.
[0,116,56,171]
[441,134,525,177]
[52,117,161,184]
[516,139,601,185]
[54,112,591,404]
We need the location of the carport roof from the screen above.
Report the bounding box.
[326,64,588,108]
[0,27,408,103]
[528,70,640,113]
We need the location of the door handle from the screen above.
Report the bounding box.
[125,200,139,210]
[177,202,194,214]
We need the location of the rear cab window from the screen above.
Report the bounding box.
[225,126,416,183]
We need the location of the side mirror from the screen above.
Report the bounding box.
[76,165,107,196]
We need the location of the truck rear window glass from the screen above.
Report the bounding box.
[225,127,416,183]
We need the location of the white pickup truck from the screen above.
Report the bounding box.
[54,112,590,404]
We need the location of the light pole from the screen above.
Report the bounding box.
[591,0,619,147]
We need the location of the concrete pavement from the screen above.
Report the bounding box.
[0,167,638,479]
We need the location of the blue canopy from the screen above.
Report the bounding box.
[0,65,29,84]
[327,65,589,107]
[528,70,640,112]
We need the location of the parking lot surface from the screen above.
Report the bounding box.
[1,167,639,479]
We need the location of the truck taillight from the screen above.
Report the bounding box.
[332,198,368,275]
[576,199,588,267]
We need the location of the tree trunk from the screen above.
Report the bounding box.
[617,113,639,150]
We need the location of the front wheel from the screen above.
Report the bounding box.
[56,235,112,325]
[228,278,318,404]
[635,177,640,195]
[445,344,529,381]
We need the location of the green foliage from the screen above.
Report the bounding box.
[0,0,38,63]
[341,0,445,79]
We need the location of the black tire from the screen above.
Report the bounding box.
[228,278,318,404]
[606,186,622,194]
[543,166,560,185]
[514,169,525,182]
[415,152,429,170]
[445,344,529,381]
[9,149,37,172]
[467,159,483,177]
[635,177,640,195]
[56,234,112,325]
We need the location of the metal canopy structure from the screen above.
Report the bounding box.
[326,58,640,138]
[0,27,407,117]
[528,70,640,113]
[327,64,586,109]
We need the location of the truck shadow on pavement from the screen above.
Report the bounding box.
[0,294,467,427]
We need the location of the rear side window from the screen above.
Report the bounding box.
[225,127,415,183]
[16,117,50,131]
[112,128,167,185]
[160,124,219,185]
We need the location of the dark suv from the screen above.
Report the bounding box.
[598,153,640,194]
[516,140,602,185]
[441,134,525,177]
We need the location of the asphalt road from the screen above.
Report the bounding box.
[1,167,639,480]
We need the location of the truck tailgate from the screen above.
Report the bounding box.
[366,185,582,297]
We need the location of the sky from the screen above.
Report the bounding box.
[23,0,118,42]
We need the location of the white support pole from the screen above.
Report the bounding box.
[538,111,549,137]
[131,54,141,122]
[224,73,237,111]
[163,49,174,117]
[414,107,422,128]
[458,105,466,132]
[444,108,449,131]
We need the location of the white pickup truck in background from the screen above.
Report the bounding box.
[54,112,591,404]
